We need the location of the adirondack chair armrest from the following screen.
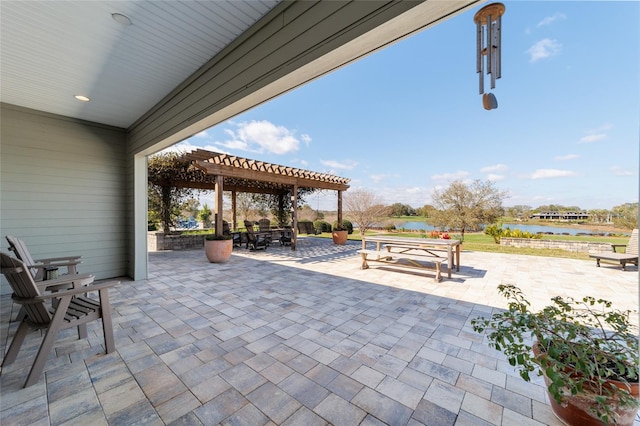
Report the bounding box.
[36,280,120,300]
[610,243,627,253]
[1,266,26,274]
[33,257,82,266]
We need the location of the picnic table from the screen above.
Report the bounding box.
[359,235,461,281]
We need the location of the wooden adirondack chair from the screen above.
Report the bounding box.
[0,252,118,387]
[258,218,271,232]
[6,236,83,281]
[244,220,268,250]
[589,229,638,270]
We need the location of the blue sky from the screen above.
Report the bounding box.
[167,1,639,212]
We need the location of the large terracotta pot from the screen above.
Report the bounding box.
[332,230,348,245]
[534,344,639,426]
[204,238,233,263]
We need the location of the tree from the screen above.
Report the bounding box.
[251,188,317,227]
[505,205,532,219]
[588,208,610,224]
[148,152,201,233]
[236,193,254,220]
[182,198,201,219]
[431,179,507,240]
[344,189,389,236]
[389,203,415,217]
[611,202,638,230]
[417,204,437,218]
[198,203,212,227]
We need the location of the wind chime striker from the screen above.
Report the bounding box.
[474,3,505,110]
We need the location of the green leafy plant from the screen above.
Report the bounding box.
[314,220,331,233]
[205,234,232,241]
[484,224,504,243]
[471,284,639,424]
[332,220,353,233]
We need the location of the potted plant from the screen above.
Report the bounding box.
[471,284,639,425]
[332,222,348,245]
[204,234,233,263]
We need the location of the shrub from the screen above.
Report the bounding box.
[485,225,542,243]
[314,220,331,233]
[334,220,354,234]
[484,224,504,243]
[384,223,396,232]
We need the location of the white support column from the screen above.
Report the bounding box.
[133,154,148,280]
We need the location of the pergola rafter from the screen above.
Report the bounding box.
[180,149,350,249]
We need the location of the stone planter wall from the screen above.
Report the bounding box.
[148,232,206,251]
[500,237,612,253]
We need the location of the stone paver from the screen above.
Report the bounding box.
[1,237,637,425]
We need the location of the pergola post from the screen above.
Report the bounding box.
[214,174,224,237]
[291,184,298,251]
[231,190,237,230]
[337,190,343,227]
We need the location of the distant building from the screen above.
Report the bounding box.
[530,211,590,220]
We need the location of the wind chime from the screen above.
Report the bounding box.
[474,3,505,110]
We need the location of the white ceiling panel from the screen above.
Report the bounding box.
[0,0,280,128]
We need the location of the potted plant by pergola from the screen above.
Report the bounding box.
[472,284,639,425]
[332,221,348,245]
[204,233,233,263]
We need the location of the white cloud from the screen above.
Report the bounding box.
[527,38,562,62]
[530,169,576,179]
[369,174,388,183]
[159,140,222,154]
[480,164,508,173]
[301,134,312,146]
[217,120,300,154]
[578,124,612,143]
[579,133,607,144]
[554,154,580,161]
[537,13,566,28]
[611,166,634,176]
[320,159,358,170]
[487,174,505,181]
[431,170,470,181]
[586,123,613,133]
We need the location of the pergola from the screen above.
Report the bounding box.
[181,149,350,249]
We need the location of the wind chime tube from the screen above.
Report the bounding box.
[476,21,482,74]
[479,25,484,94]
[486,14,492,75]
[490,21,497,89]
[496,15,502,78]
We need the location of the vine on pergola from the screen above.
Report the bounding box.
[148,152,210,233]
[148,152,323,232]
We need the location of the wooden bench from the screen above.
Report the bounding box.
[357,249,446,282]
[588,229,638,271]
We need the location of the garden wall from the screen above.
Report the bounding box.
[148,232,205,251]
[500,238,612,253]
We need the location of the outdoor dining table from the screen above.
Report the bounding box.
[361,235,461,278]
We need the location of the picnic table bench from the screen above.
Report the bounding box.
[357,248,446,282]
[359,235,461,282]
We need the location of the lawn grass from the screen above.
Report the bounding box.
[313,231,629,261]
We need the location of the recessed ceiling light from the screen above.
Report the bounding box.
[112,13,132,26]
[74,95,91,102]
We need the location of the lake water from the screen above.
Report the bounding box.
[394,221,608,235]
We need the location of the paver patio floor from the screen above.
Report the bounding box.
[1,237,638,425]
